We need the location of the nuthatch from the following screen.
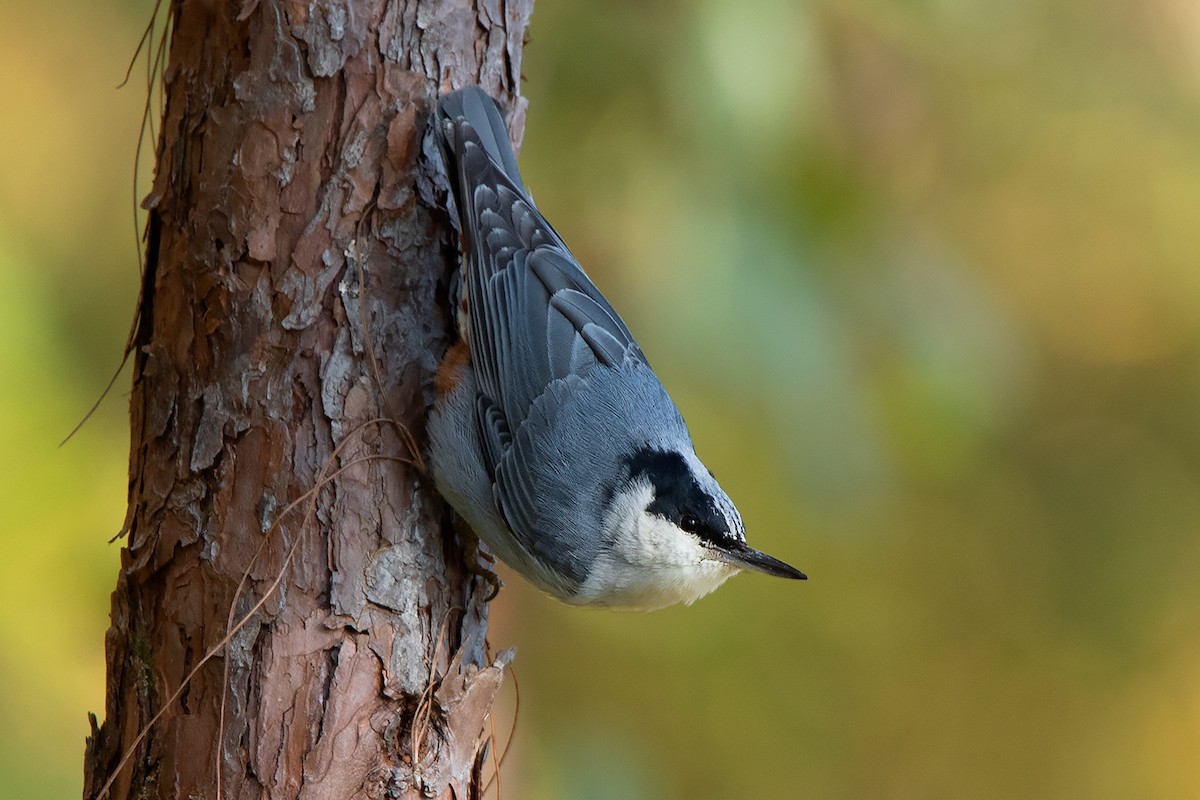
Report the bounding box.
[427,87,805,610]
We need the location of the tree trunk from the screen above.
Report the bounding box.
[82,1,531,797]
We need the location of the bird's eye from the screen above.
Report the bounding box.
[679,513,701,533]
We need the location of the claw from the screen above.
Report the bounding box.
[435,484,502,602]
[465,535,503,602]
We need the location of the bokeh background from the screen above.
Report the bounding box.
[4,0,1200,797]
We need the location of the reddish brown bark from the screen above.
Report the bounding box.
[82,1,531,797]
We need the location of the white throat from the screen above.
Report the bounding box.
[572,480,738,610]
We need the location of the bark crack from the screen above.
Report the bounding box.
[85,1,532,797]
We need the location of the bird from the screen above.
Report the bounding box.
[426,86,805,610]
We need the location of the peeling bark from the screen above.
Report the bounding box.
[82,1,531,797]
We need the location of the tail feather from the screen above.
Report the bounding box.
[435,86,526,194]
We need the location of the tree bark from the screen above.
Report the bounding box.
[82,1,531,797]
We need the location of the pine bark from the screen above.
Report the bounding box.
[82,1,531,797]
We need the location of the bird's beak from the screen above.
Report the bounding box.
[713,540,807,580]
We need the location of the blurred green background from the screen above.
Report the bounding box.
[4,0,1200,797]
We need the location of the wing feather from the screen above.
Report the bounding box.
[436,88,648,580]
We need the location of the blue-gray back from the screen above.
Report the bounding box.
[496,360,690,582]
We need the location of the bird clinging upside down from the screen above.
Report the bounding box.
[426,86,805,610]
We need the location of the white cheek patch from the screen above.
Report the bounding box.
[601,481,709,569]
[577,480,737,609]
[633,510,710,568]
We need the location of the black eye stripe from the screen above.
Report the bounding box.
[624,447,728,542]
[625,448,689,484]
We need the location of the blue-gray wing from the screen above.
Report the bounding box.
[437,89,645,422]
[489,361,688,585]
[437,88,647,423]
[436,88,651,576]
[490,374,599,586]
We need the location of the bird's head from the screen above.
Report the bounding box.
[584,446,805,609]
